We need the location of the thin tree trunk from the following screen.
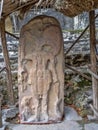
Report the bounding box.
[89,10,98,115]
[0,94,2,128]
[0,18,14,105]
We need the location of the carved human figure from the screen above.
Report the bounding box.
[22,45,60,122]
[18,15,64,123]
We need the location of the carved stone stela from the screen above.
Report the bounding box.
[18,15,64,124]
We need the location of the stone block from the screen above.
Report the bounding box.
[18,15,64,124]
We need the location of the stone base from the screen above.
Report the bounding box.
[6,120,82,130]
[85,123,98,130]
[2,108,98,130]
[2,120,98,130]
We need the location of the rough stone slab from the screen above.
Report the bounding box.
[65,106,82,121]
[0,126,6,130]
[2,107,19,119]
[18,15,64,123]
[7,120,82,130]
[85,123,98,130]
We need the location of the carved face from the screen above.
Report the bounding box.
[21,20,62,56]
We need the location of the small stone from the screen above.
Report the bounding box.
[2,106,19,120]
[85,90,93,96]
[65,106,82,121]
[87,115,97,120]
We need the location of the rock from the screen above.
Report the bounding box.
[2,106,19,120]
[87,115,98,120]
[87,96,93,104]
[0,126,6,130]
[6,120,82,130]
[85,90,93,96]
[65,106,82,121]
[20,9,74,30]
[85,123,98,130]
[85,90,93,104]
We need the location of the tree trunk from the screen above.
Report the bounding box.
[89,10,98,115]
[0,18,14,105]
[0,94,2,128]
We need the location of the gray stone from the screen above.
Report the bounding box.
[2,106,19,119]
[7,120,82,130]
[0,126,6,130]
[20,9,74,30]
[85,90,93,96]
[65,106,82,121]
[87,115,97,120]
[85,123,98,130]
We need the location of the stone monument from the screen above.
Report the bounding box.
[18,15,64,124]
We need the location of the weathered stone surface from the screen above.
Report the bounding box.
[65,106,82,121]
[0,126,6,130]
[2,107,19,119]
[18,15,64,124]
[5,120,82,130]
[85,123,98,130]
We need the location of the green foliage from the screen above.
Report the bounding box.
[64,74,92,117]
[77,79,91,88]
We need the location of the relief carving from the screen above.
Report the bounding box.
[18,15,64,123]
